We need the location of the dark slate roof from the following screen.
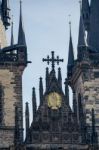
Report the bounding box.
[88,0,99,52]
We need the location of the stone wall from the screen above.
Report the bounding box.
[74,68,99,126]
[71,65,99,143]
[0,129,14,148]
[0,64,24,148]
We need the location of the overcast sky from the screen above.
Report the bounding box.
[7,0,80,123]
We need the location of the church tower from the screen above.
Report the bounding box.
[0,1,28,149]
[67,0,99,140]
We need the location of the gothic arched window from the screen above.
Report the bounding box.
[78,94,84,122]
[0,86,3,124]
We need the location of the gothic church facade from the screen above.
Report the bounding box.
[0,0,99,150]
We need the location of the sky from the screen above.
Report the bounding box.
[7,0,80,124]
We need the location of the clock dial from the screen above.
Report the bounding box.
[47,92,62,109]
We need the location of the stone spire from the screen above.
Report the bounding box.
[78,3,86,48]
[64,78,69,105]
[18,0,26,46]
[58,67,62,89]
[82,0,90,31]
[88,0,99,52]
[67,22,74,77]
[39,77,43,105]
[11,18,14,46]
[25,102,30,139]
[32,87,37,121]
[78,2,86,60]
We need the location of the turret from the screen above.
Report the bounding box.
[67,22,74,78]
[39,77,43,105]
[32,87,37,121]
[17,0,27,64]
[1,0,11,29]
[18,1,26,46]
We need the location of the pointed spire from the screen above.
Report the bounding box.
[78,2,86,48]
[82,0,90,31]
[64,78,69,105]
[18,0,26,46]
[88,0,99,52]
[49,68,56,80]
[11,16,14,46]
[46,67,49,89]
[77,1,86,61]
[25,102,30,142]
[32,87,37,121]
[39,77,43,105]
[67,22,74,77]
[58,67,62,89]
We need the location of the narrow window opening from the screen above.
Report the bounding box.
[0,86,3,124]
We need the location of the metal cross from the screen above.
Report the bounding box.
[42,51,64,70]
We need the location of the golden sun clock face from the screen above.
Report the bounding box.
[47,92,62,110]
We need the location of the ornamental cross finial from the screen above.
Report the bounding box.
[42,51,64,70]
